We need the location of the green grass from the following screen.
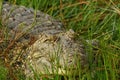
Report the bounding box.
[0,0,120,80]
[0,61,8,80]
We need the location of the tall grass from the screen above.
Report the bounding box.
[0,65,8,80]
[0,0,120,80]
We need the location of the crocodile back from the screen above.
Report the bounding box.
[2,3,63,42]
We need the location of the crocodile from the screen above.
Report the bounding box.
[1,2,88,79]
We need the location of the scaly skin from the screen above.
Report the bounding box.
[25,29,87,78]
[1,3,87,79]
[2,3,63,42]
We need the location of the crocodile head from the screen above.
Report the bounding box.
[25,29,87,77]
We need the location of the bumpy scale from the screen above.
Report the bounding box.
[1,2,87,79]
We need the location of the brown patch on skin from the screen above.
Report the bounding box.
[28,35,38,45]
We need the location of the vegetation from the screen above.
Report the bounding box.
[0,0,120,80]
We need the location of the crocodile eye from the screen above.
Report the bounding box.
[68,60,72,63]
[36,14,41,17]
[13,18,16,21]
